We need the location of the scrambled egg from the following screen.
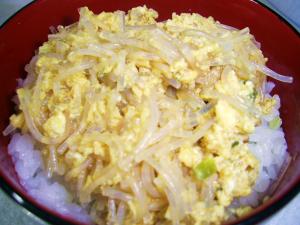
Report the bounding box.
[43,111,66,138]
[9,5,276,225]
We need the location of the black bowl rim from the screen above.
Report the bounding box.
[0,0,299,225]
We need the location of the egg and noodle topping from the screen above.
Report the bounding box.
[7,6,293,225]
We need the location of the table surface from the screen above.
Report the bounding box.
[0,0,299,224]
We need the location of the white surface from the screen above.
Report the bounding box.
[0,0,299,225]
[265,0,300,28]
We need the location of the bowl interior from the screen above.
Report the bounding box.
[0,0,300,224]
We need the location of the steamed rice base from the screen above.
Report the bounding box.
[8,88,288,222]
[8,133,91,223]
[5,6,291,225]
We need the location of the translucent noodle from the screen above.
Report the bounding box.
[116,202,126,225]
[134,95,160,154]
[145,158,184,225]
[81,165,118,203]
[253,63,293,83]
[47,145,58,177]
[148,199,167,211]
[2,124,16,136]
[102,187,133,202]
[128,167,150,222]
[57,93,94,154]
[141,162,161,198]
[108,199,117,224]
[20,90,67,145]
[65,157,93,181]
[135,120,213,162]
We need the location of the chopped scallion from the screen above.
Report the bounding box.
[194,158,217,180]
[249,88,258,101]
[269,116,282,130]
[231,141,239,148]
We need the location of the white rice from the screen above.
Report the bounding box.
[7,133,91,223]
[238,82,288,207]
[7,81,288,220]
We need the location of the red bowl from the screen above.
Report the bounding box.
[0,0,299,224]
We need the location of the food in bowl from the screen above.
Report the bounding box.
[3,5,293,225]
